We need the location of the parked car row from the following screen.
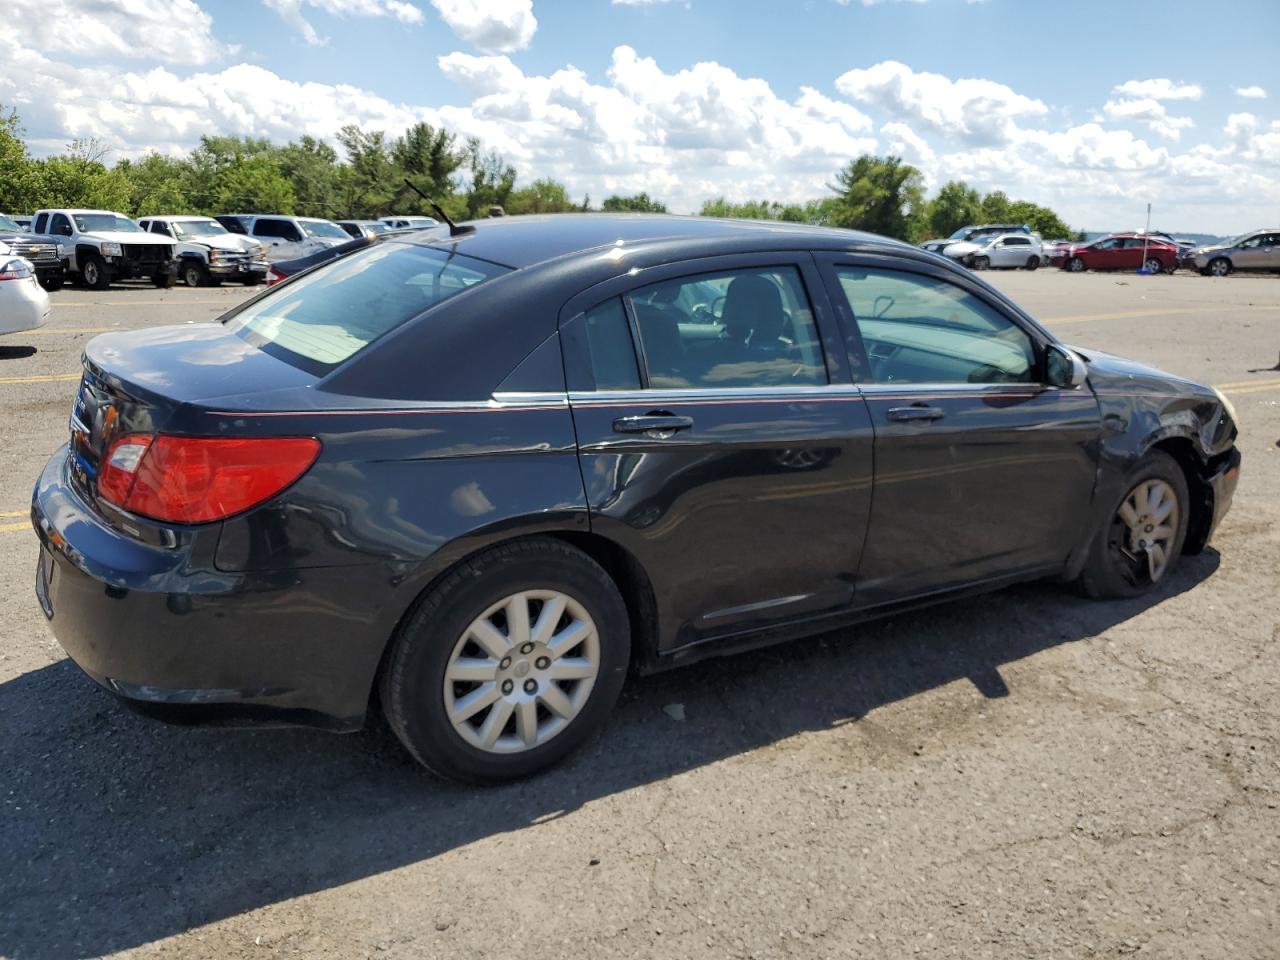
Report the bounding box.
[920,222,1280,278]
[0,210,441,290]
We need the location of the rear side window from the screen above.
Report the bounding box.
[627,267,826,389]
[34,213,48,233]
[227,242,508,370]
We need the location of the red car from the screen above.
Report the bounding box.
[1059,234,1179,273]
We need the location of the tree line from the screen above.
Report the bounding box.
[0,105,1079,241]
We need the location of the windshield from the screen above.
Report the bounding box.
[0,214,19,231]
[73,213,142,233]
[300,219,349,240]
[171,219,229,240]
[226,242,509,370]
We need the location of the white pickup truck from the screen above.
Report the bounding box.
[138,216,269,287]
[32,209,177,289]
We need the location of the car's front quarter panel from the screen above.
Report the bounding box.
[1076,349,1239,563]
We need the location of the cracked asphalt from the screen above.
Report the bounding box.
[0,270,1277,959]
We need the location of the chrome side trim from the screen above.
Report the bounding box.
[569,384,863,403]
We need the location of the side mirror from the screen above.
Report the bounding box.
[1046,344,1088,389]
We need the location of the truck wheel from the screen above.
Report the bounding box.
[152,271,174,289]
[39,275,64,292]
[182,261,208,288]
[80,254,110,290]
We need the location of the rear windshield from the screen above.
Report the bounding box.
[225,242,508,370]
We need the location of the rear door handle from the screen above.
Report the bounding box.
[612,413,694,435]
[886,405,945,422]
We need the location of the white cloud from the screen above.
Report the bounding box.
[835,60,1047,146]
[263,0,425,46]
[1102,97,1194,141]
[880,121,933,165]
[7,0,229,65]
[1235,86,1267,100]
[429,0,536,53]
[1112,78,1202,102]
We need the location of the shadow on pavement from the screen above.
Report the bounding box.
[0,551,1219,959]
[0,345,38,360]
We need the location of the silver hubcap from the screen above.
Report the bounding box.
[1117,479,1179,582]
[1070,259,1083,271]
[1212,260,1228,276]
[443,590,600,754]
[1145,259,1161,272]
[84,263,98,283]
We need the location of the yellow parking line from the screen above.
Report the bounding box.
[1215,377,1280,391]
[0,521,29,533]
[0,373,80,385]
[24,326,127,336]
[0,510,27,518]
[1222,381,1280,396]
[1043,305,1273,326]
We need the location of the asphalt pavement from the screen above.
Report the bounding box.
[0,270,1277,959]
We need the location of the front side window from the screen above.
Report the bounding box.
[226,242,508,370]
[834,267,1036,385]
[50,214,72,236]
[625,267,827,389]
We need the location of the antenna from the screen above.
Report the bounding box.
[402,179,474,237]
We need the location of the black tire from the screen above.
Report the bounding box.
[39,275,64,292]
[380,537,631,783]
[1078,451,1190,600]
[80,253,110,290]
[181,261,208,288]
[972,256,990,270]
[241,274,266,285]
[1026,256,1040,270]
[1208,258,1231,278]
[152,271,174,288]
[1067,257,1086,273]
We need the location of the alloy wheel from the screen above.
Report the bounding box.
[1144,258,1163,274]
[1068,257,1085,272]
[443,590,601,754]
[1210,259,1230,277]
[1115,478,1179,582]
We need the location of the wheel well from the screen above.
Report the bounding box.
[368,530,661,713]
[74,245,100,268]
[1149,437,1213,554]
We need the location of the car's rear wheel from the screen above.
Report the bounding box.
[1144,257,1164,274]
[80,253,110,290]
[972,256,990,270]
[1026,256,1040,270]
[1067,256,1085,272]
[182,261,208,288]
[1078,451,1189,599]
[1209,258,1231,277]
[380,538,631,783]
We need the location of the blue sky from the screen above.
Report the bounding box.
[4,0,1279,232]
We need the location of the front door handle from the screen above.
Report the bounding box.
[886,405,945,422]
[612,413,694,435]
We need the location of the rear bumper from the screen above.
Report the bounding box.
[30,447,387,731]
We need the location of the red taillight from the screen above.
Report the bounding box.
[266,267,285,286]
[98,433,321,523]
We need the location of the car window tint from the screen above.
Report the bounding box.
[51,214,72,236]
[253,219,297,240]
[834,267,1036,385]
[581,298,641,390]
[221,217,247,234]
[624,267,826,389]
[226,242,509,370]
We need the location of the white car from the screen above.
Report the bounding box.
[138,216,268,287]
[215,214,351,263]
[963,233,1045,271]
[378,215,438,230]
[0,247,51,337]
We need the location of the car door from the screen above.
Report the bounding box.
[1232,233,1267,270]
[1263,233,1280,272]
[1088,238,1121,269]
[252,218,304,260]
[562,254,875,651]
[816,256,1101,607]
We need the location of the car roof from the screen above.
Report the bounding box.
[144,215,217,222]
[398,213,909,270]
[43,208,121,215]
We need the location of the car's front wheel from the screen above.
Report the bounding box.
[1208,258,1232,277]
[1078,451,1189,599]
[1067,256,1085,272]
[182,261,208,288]
[972,256,990,270]
[80,253,110,290]
[1144,257,1165,274]
[380,538,631,783]
[1026,256,1040,270]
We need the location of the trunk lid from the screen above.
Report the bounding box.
[70,324,317,505]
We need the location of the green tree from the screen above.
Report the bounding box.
[506,178,576,215]
[117,154,197,216]
[336,125,395,216]
[979,190,1012,223]
[31,155,131,211]
[210,153,295,213]
[699,197,839,225]
[0,105,42,213]
[277,136,342,218]
[828,155,925,241]
[462,140,516,218]
[390,122,464,214]
[925,180,982,240]
[601,192,667,213]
